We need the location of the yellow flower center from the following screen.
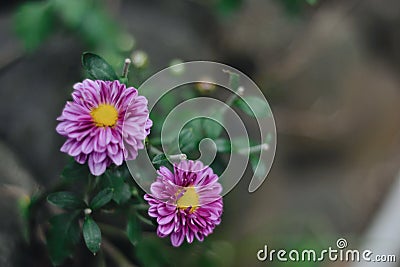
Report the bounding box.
[90,104,118,127]
[176,187,199,212]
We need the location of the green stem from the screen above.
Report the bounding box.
[224,89,243,107]
[149,137,162,146]
[131,187,145,204]
[31,180,67,206]
[122,58,131,78]
[134,203,150,210]
[148,143,163,155]
[237,143,269,155]
[102,238,137,267]
[84,174,95,203]
[220,69,243,114]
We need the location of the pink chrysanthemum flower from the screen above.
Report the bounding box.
[144,160,223,247]
[56,79,152,176]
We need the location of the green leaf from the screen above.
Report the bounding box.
[202,113,224,139]
[47,212,80,265]
[179,128,195,152]
[306,0,318,5]
[137,213,155,227]
[90,188,113,210]
[214,138,231,153]
[52,0,89,28]
[14,2,54,51]
[217,0,243,16]
[119,76,128,85]
[83,216,102,254]
[82,52,118,81]
[276,0,305,15]
[234,96,271,118]
[152,154,170,169]
[61,158,90,181]
[115,183,131,204]
[80,9,121,50]
[160,91,177,112]
[47,191,86,210]
[127,214,141,246]
[18,196,31,242]
[102,170,131,204]
[183,118,203,144]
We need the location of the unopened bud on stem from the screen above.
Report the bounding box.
[122,58,131,78]
[84,208,92,215]
[169,154,187,162]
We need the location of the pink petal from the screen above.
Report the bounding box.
[92,152,106,163]
[88,155,107,176]
[69,141,82,157]
[107,143,119,155]
[74,154,87,164]
[158,222,174,235]
[186,231,194,243]
[81,136,94,154]
[170,231,185,247]
[157,213,175,225]
[60,139,73,153]
[109,149,123,165]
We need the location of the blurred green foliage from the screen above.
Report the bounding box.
[275,0,319,15]
[14,1,54,51]
[47,211,80,265]
[14,0,134,68]
[216,0,243,15]
[210,0,318,16]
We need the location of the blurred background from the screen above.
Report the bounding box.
[0,0,400,266]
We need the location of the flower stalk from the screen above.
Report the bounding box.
[238,143,269,155]
[122,58,131,78]
[221,69,244,114]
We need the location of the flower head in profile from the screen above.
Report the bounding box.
[144,160,223,247]
[56,79,152,176]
